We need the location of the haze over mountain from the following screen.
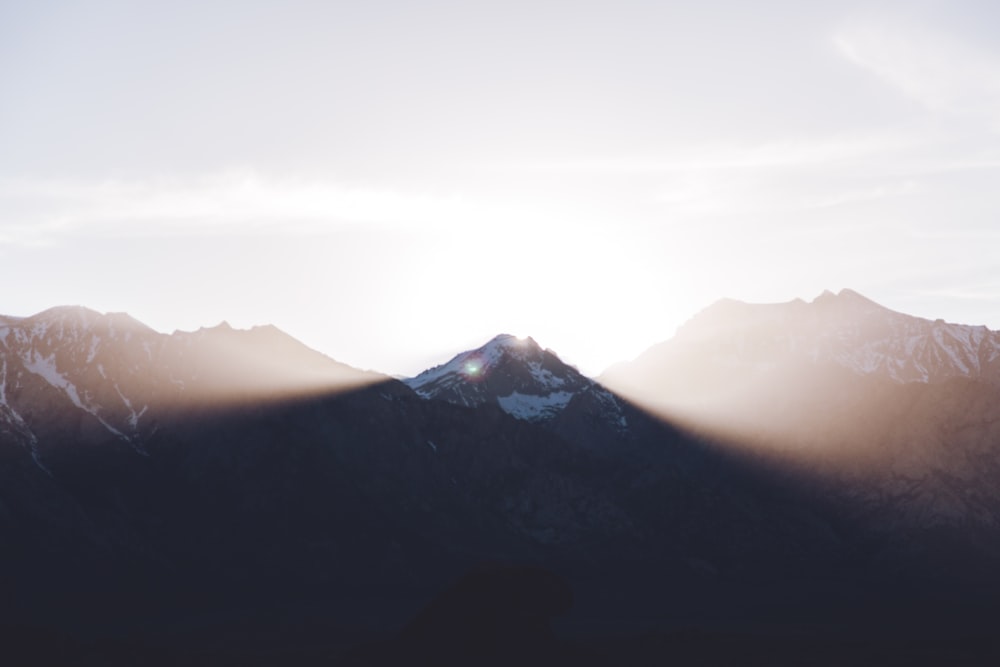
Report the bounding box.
[3,292,1000,665]
[604,287,1000,408]
[604,288,1000,465]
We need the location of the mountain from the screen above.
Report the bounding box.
[602,288,1000,414]
[0,308,866,653]
[602,289,1000,587]
[403,334,631,451]
[2,302,999,664]
[600,288,1000,454]
[0,305,382,468]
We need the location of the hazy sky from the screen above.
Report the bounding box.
[3,0,1000,375]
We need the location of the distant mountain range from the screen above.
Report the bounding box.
[603,288,1000,408]
[0,305,379,462]
[3,292,1000,665]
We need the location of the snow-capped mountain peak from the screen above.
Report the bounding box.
[404,334,626,427]
[405,334,564,400]
[457,333,542,376]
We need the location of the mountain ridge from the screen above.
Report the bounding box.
[604,288,1000,402]
[0,306,386,470]
[3,295,1000,663]
[9,288,1000,388]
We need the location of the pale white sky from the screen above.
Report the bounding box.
[2,0,1000,375]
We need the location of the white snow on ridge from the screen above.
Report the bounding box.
[24,352,86,407]
[405,334,532,393]
[497,391,574,421]
[525,361,566,390]
[23,351,134,443]
[114,383,147,429]
[404,334,620,425]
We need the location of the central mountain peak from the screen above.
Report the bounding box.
[811,287,887,314]
[405,334,574,405]
[404,333,625,426]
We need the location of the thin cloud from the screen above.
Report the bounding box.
[0,170,547,244]
[800,181,920,210]
[833,17,1000,128]
[500,132,917,174]
[653,175,918,219]
[905,227,1000,241]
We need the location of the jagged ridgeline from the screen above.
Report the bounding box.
[2,293,1000,665]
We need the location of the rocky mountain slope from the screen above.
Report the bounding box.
[0,306,380,467]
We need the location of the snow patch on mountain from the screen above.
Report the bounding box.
[87,336,100,363]
[525,361,567,390]
[114,383,147,429]
[22,346,145,453]
[406,334,531,397]
[24,352,87,408]
[497,390,575,421]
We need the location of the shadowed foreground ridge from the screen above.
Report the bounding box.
[2,300,1000,664]
[345,564,581,666]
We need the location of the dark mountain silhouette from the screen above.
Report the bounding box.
[1,299,999,664]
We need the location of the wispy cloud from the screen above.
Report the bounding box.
[833,16,1000,129]
[0,170,546,245]
[652,173,919,218]
[487,130,929,220]
[500,132,916,174]
[905,226,1000,241]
